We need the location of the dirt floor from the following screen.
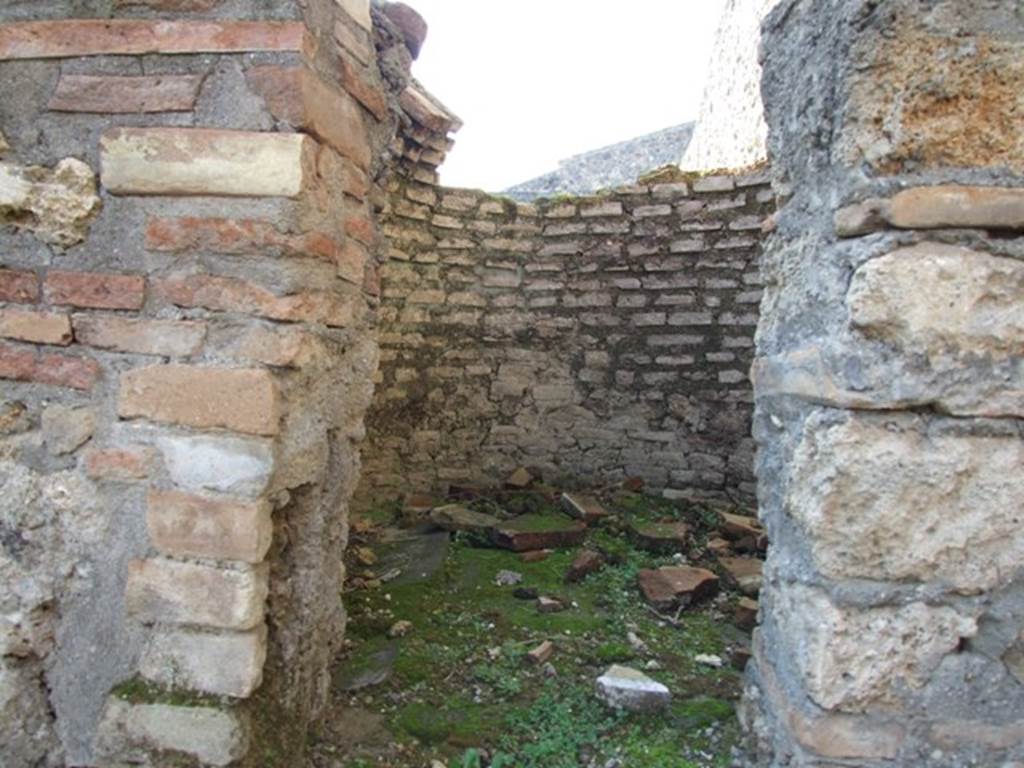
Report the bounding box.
[311,480,763,768]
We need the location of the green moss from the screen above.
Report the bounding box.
[673,697,735,729]
[496,513,576,533]
[394,703,454,745]
[110,677,223,709]
[593,641,635,664]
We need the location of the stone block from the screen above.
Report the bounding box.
[145,216,342,262]
[208,325,324,368]
[140,625,267,698]
[101,127,315,198]
[49,74,202,114]
[147,489,272,563]
[596,665,670,711]
[42,404,95,455]
[888,185,1024,230]
[126,558,268,630]
[0,158,100,247]
[119,365,280,436]
[789,411,1024,593]
[0,20,304,59]
[775,583,976,712]
[337,0,373,31]
[155,434,274,497]
[848,243,1023,358]
[72,315,205,357]
[0,343,99,390]
[0,309,71,345]
[96,698,249,767]
[45,270,144,310]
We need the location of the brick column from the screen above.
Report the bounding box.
[0,1,401,765]
[744,1,1024,766]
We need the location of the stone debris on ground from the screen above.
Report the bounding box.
[330,481,766,767]
[596,665,672,711]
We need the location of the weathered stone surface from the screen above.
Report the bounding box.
[888,186,1024,230]
[0,661,59,767]
[718,511,763,541]
[833,198,888,237]
[84,447,155,481]
[717,557,762,596]
[848,243,1024,359]
[95,698,249,767]
[147,489,272,563]
[337,0,372,31]
[788,411,1024,593]
[526,640,554,665]
[156,434,274,498]
[0,20,304,59]
[49,74,202,114]
[0,158,100,247]
[775,584,976,712]
[929,719,1024,751]
[119,365,280,436]
[596,665,670,711]
[0,309,71,345]
[140,626,267,698]
[0,268,39,304]
[126,558,268,630]
[41,404,94,455]
[638,566,718,610]
[73,315,205,357]
[101,128,315,198]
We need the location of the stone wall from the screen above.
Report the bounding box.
[356,163,773,508]
[0,1,412,765]
[744,1,1024,766]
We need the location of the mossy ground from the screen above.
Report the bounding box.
[312,490,755,768]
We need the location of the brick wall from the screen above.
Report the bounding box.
[0,1,409,765]
[356,160,774,508]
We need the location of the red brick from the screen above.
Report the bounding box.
[154,274,355,327]
[145,216,341,261]
[338,56,387,122]
[113,0,222,10]
[0,20,305,60]
[344,213,374,246]
[0,342,99,390]
[119,364,280,435]
[72,314,205,357]
[49,74,202,114]
[0,269,39,304]
[245,64,371,169]
[0,309,72,345]
[84,446,155,481]
[45,271,145,310]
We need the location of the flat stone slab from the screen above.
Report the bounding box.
[490,514,587,552]
[719,512,763,541]
[629,521,691,553]
[429,504,501,535]
[596,665,671,711]
[638,566,719,611]
[334,641,399,692]
[561,493,611,524]
[373,530,449,586]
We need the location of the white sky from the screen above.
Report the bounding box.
[407,0,728,193]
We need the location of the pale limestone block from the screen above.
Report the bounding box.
[775,584,976,712]
[788,411,1024,593]
[0,158,100,246]
[146,489,273,564]
[140,625,267,698]
[126,558,268,630]
[848,243,1024,357]
[156,434,274,498]
[888,185,1024,230]
[100,127,314,198]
